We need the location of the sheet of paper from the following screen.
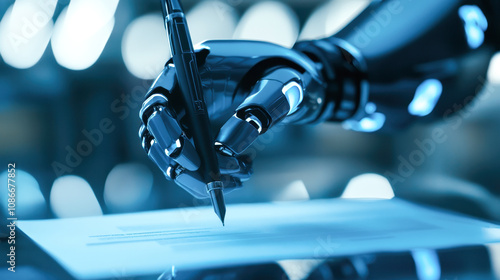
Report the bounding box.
[18,198,500,279]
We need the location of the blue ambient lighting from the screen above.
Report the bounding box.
[459,5,488,49]
[412,249,441,280]
[365,102,377,114]
[343,112,386,133]
[408,79,443,117]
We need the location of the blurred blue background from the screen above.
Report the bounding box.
[0,0,499,226]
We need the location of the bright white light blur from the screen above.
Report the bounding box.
[487,244,500,279]
[299,1,331,41]
[484,227,500,240]
[488,52,500,84]
[186,0,238,45]
[52,0,118,70]
[412,249,441,280]
[104,163,153,212]
[0,170,46,219]
[233,1,299,48]
[300,0,370,40]
[342,173,394,199]
[0,0,56,69]
[50,175,102,218]
[278,259,319,280]
[275,180,310,201]
[122,13,170,80]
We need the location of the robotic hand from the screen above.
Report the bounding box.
[139,0,500,199]
[138,40,328,198]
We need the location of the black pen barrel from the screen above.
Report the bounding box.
[162,0,182,16]
[162,1,221,184]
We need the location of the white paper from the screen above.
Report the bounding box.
[18,198,500,279]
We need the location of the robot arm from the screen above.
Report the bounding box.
[139,0,500,197]
[294,0,500,131]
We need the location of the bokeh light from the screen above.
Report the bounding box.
[0,169,46,219]
[300,0,370,40]
[487,244,500,279]
[233,1,299,48]
[488,52,500,84]
[51,0,118,70]
[274,180,310,201]
[342,173,394,199]
[408,79,443,117]
[50,175,102,218]
[121,13,170,80]
[0,0,56,69]
[186,0,238,45]
[411,249,441,280]
[104,163,153,212]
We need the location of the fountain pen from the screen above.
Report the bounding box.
[161,0,226,225]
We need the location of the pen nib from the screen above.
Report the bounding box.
[207,182,226,225]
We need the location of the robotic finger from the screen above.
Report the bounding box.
[139,89,253,198]
[142,119,251,198]
[217,154,253,181]
[141,130,173,176]
[142,94,201,172]
[169,155,250,199]
[215,68,304,156]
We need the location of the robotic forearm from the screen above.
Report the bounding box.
[295,0,500,131]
